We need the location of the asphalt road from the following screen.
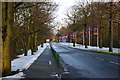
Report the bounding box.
[51,42,120,79]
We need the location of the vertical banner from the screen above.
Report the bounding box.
[69,32,76,42]
[59,36,62,42]
[86,27,90,46]
[65,34,68,42]
[74,32,77,43]
[93,24,98,47]
[62,36,63,42]
[62,35,67,42]
[93,24,98,36]
[73,32,76,40]
[70,33,72,41]
[80,30,83,43]
[86,28,89,38]
[67,33,70,42]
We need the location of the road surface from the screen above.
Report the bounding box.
[24,45,63,79]
[51,42,120,79]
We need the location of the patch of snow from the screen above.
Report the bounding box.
[11,43,47,71]
[60,42,120,53]
[3,43,48,79]
[3,72,25,79]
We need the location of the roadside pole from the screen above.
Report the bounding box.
[83,29,84,45]
[89,27,90,46]
[97,26,99,47]
[109,1,113,52]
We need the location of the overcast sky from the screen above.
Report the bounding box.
[52,0,77,28]
[53,0,76,20]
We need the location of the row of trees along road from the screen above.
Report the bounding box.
[1,2,57,76]
[59,2,120,50]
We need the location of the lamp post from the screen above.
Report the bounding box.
[109,2,113,52]
[109,16,113,52]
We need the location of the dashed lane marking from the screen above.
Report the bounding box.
[115,63,120,65]
[96,57,104,61]
[95,57,120,65]
[109,61,115,64]
[49,60,52,66]
[109,61,120,65]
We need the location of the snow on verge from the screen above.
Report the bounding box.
[60,42,120,53]
[3,43,48,79]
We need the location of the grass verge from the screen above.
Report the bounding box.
[64,44,120,56]
[50,45,61,67]
[88,49,120,56]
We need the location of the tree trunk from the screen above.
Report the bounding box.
[2,2,13,76]
[34,33,38,51]
[24,49,27,56]
[23,36,27,56]
[31,49,33,55]
[29,35,34,55]
[84,24,87,48]
[99,27,103,48]
[109,18,113,52]
[0,2,2,76]
[73,40,75,47]
[41,43,43,47]
[99,16,103,48]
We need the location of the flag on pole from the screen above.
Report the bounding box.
[93,24,99,47]
[80,31,83,38]
[93,24,98,36]
[73,32,76,39]
[86,27,89,38]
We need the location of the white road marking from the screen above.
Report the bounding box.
[109,61,115,64]
[115,63,120,65]
[60,61,68,72]
[109,61,120,65]
[49,60,52,66]
[95,57,120,65]
[96,57,104,61]
[64,67,67,72]
[46,53,49,55]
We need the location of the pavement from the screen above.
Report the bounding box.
[51,42,120,79]
[22,45,64,80]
